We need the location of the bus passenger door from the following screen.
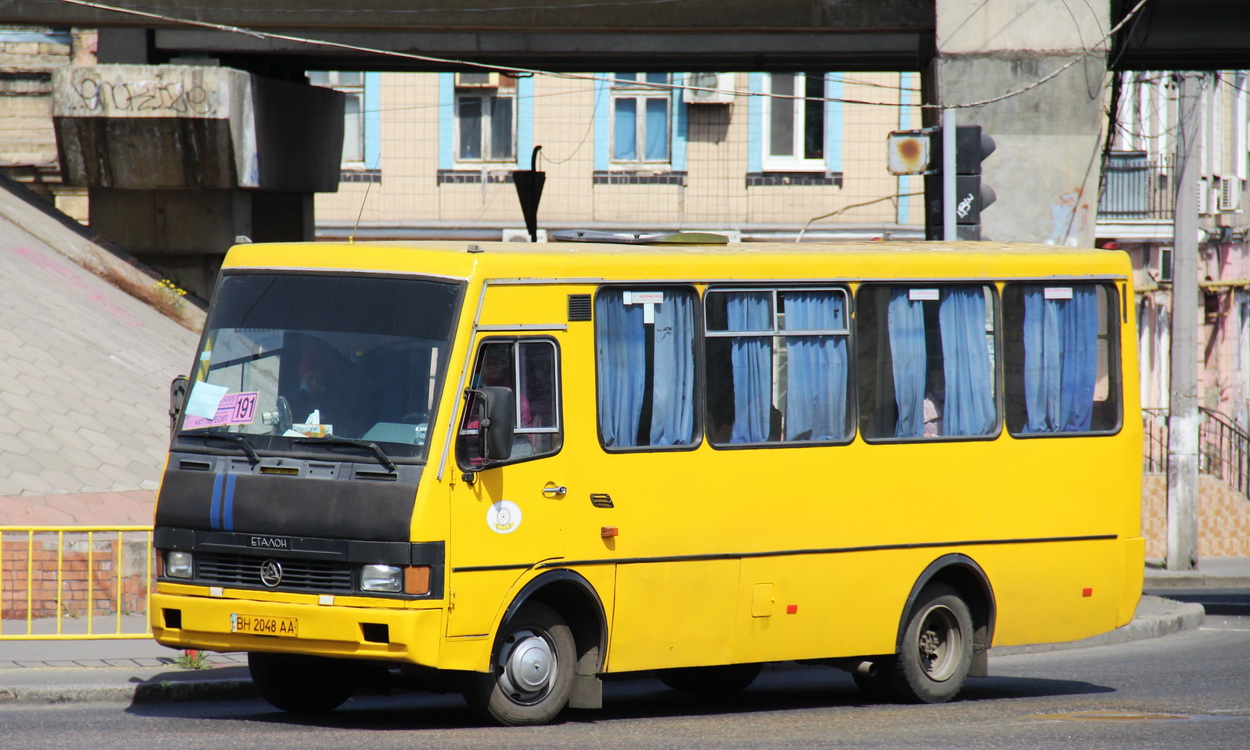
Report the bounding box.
[446,337,569,637]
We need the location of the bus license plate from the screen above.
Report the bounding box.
[231,613,298,637]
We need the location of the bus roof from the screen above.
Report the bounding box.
[220,239,1132,283]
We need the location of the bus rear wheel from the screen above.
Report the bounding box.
[464,602,575,726]
[890,583,974,703]
[248,652,355,713]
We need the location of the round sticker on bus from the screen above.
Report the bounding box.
[487,500,522,535]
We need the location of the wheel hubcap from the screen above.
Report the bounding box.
[916,604,961,682]
[499,629,556,702]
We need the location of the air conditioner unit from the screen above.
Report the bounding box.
[501,228,547,243]
[455,71,500,88]
[1218,176,1243,212]
[683,72,735,105]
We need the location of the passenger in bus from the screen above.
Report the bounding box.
[924,368,945,437]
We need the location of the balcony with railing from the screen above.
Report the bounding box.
[1143,407,1250,498]
[1099,151,1175,222]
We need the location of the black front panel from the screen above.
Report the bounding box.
[154,459,421,542]
[154,528,446,599]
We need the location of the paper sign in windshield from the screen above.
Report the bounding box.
[184,392,260,430]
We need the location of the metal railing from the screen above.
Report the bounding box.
[0,526,153,640]
[1099,151,1175,221]
[1141,408,1250,499]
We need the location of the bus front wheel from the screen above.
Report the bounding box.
[890,583,974,703]
[248,652,355,713]
[464,602,576,726]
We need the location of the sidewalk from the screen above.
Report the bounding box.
[3,559,1243,707]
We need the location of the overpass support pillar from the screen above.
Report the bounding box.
[51,65,344,297]
[928,0,1110,246]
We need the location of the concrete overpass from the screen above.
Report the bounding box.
[4,0,1243,72]
[3,0,1246,290]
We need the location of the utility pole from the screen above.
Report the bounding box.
[1166,72,1202,571]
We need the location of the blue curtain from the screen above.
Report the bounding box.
[728,293,772,443]
[1023,287,1098,432]
[784,292,848,441]
[888,290,927,438]
[649,292,696,445]
[595,291,645,446]
[939,288,996,435]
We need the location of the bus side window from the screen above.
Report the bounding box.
[705,288,852,445]
[457,339,562,466]
[1002,283,1121,435]
[594,287,699,449]
[857,285,999,441]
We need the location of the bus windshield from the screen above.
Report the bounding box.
[175,273,463,462]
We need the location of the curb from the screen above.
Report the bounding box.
[0,678,256,706]
[993,598,1205,656]
[1144,576,1250,589]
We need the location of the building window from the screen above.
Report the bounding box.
[308,71,365,165]
[611,73,671,164]
[455,73,516,163]
[762,72,826,171]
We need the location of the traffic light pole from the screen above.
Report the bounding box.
[942,107,956,241]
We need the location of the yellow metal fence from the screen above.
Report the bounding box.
[0,526,153,640]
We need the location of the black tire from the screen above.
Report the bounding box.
[889,583,974,703]
[248,652,355,713]
[463,602,576,726]
[659,663,762,694]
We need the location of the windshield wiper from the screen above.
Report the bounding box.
[200,432,260,465]
[292,436,397,473]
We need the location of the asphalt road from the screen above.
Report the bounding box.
[1,612,1247,749]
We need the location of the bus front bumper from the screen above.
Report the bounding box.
[150,585,445,666]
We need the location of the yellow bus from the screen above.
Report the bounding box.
[152,235,1143,725]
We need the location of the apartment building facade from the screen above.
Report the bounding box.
[310,71,926,242]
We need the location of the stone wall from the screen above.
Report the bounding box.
[1142,475,1250,557]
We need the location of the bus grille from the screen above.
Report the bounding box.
[196,553,355,593]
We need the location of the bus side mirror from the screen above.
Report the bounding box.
[169,375,189,439]
[472,386,516,463]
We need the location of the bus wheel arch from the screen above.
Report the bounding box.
[898,554,996,675]
[467,570,607,724]
[886,555,995,702]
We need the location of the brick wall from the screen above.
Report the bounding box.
[0,534,150,620]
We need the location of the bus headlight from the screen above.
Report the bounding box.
[165,551,193,579]
[361,564,404,593]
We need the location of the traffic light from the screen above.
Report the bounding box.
[923,126,996,241]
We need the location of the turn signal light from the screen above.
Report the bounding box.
[405,565,431,595]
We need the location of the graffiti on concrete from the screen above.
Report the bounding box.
[69,75,215,117]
